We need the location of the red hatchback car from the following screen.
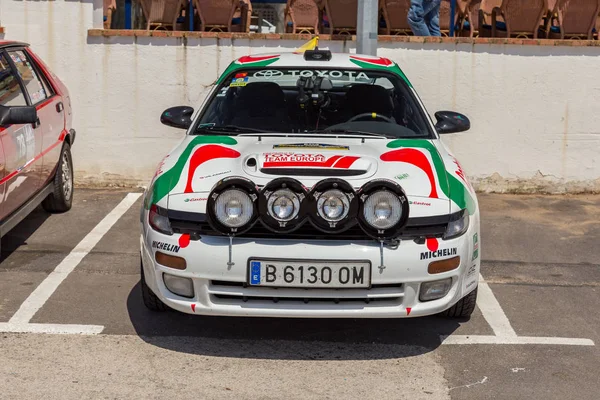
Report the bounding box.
[0,41,75,243]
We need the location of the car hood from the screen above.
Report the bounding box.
[149,135,466,218]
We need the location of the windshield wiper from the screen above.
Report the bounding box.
[317,129,393,139]
[194,125,270,134]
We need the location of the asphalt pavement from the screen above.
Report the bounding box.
[0,189,598,399]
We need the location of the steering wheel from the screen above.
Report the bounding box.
[348,112,393,123]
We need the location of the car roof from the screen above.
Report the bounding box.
[0,41,30,49]
[232,51,398,70]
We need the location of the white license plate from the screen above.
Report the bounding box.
[248,259,371,288]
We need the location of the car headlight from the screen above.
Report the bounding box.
[207,176,259,235]
[259,178,307,232]
[268,189,300,221]
[308,179,358,233]
[357,179,409,240]
[317,189,350,221]
[214,189,254,228]
[443,209,469,240]
[362,190,402,230]
[149,204,173,235]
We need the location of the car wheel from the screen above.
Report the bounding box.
[441,287,477,318]
[140,259,169,312]
[42,143,74,213]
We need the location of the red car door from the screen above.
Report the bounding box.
[22,49,66,186]
[0,51,38,220]
[8,49,62,191]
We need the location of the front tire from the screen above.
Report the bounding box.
[441,287,477,318]
[141,259,168,312]
[42,143,74,213]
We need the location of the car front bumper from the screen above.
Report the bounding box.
[141,221,480,318]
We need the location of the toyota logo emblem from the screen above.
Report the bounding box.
[253,70,284,79]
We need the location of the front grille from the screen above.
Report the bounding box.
[208,280,404,307]
[169,218,447,241]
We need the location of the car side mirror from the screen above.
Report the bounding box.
[434,111,470,134]
[0,105,38,127]
[160,106,194,129]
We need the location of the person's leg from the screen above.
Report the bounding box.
[408,0,431,36]
[424,0,442,37]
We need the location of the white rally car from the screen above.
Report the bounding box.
[140,48,480,319]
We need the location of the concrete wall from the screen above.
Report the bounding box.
[2,0,599,192]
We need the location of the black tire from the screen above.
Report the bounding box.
[141,259,169,312]
[441,287,478,318]
[42,143,74,213]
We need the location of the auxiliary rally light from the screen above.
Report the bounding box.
[258,177,307,233]
[207,176,259,268]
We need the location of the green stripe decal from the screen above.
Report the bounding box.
[216,57,280,85]
[386,139,476,214]
[348,59,412,87]
[149,136,237,206]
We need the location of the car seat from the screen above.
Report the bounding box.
[230,82,291,132]
[345,84,395,120]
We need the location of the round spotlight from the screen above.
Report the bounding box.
[357,179,409,239]
[207,176,259,235]
[363,190,402,230]
[258,178,307,232]
[214,189,254,228]
[307,179,358,233]
[317,189,349,222]
[268,189,300,221]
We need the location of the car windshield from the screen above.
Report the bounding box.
[194,67,434,138]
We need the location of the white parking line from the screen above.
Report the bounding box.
[441,273,595,346]
[475,274,517,337]
[5,193,142,331]
[441,335,595,346]
[0,323,104,335]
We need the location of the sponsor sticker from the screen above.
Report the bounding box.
[287,70,371,80]
[216,87,228,97]
[264,152,325,163]
[452,157,474,192]
[464,261,479,293]
[230,77,248,87]
[420,248,457,260]
[183,197,207,203]
[273,143,350,151]
[152,241,180,253]
[465,278,477,291]
[253,70,284,79]
[395,173,409,181]
[472,233,479,261]
[466,263,477,277]
[198,170,231,180]
[409,200,431,207]
[153,154,169,178]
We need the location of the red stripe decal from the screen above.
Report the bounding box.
[324,155,343,167]
[237,55,280,64]
[0,134,66,185]
[263,155,358,169]
[380,148,439,199]
[184,145,241,193]
[349,55,393,66]
[332,156,359,169]
[35,98,54,110]
[0,170,19,185]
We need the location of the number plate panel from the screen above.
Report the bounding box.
[247,259,372,288]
